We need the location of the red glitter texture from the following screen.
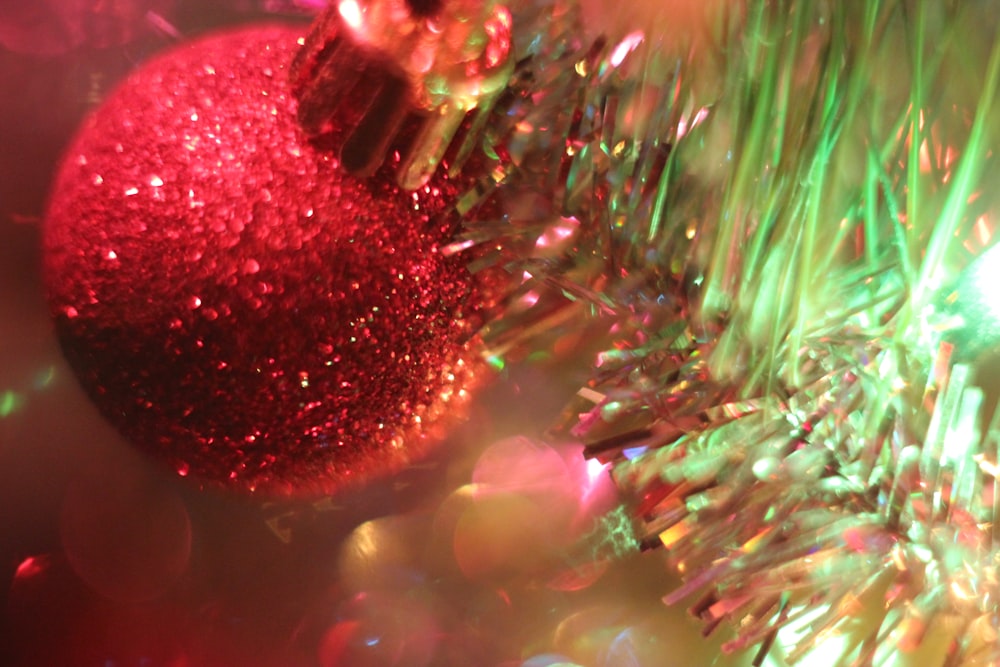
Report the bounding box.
[43,24,492,496]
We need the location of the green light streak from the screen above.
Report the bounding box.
[0,390,24,418]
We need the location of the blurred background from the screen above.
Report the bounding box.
[0,2,746,665]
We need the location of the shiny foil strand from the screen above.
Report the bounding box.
[474,0,1000,663]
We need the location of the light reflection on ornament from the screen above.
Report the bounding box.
[338,0,363,29]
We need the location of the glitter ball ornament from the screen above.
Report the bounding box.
[42,24,494,496]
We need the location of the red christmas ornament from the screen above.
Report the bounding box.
[43,24,497,496]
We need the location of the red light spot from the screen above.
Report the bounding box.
[14,555,46,580]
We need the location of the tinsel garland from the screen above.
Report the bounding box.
[467,0,1000,664]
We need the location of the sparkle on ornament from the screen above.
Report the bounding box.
[337,0,363,30]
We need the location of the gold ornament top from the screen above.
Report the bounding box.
[336,0,513,113]
[291,0,514,190]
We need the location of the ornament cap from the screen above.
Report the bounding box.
[291,0,514,189]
